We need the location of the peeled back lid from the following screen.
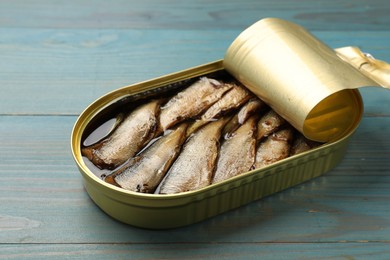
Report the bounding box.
[224,18,389,142]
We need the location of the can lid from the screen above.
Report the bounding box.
[335,46,390,90]
[224,18,388,142]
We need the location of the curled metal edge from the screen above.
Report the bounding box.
[335,46,390,90]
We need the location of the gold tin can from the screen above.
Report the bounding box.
[71,61,360,229]
[71,18,389,229]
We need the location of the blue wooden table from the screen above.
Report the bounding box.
[1,1,390,259]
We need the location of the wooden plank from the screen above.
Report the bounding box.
[0,0,389,31]
[1,0,389,258]
[0,28,389,115]
[0,115,389,244]
[0,29,235,115]
[1,243,390,259]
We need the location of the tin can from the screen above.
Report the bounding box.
[71,18,389,229]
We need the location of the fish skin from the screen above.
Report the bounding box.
[212,115,257,184]
[105,123,188,193]
[290,134,311,155]
[290,134,322,155]
[200,84,252,121]
[254,128,294,169]
[257,109,285,141]
[237,99,266,124]
[186,84,253,136]
[159,117,229,194]
[222,98,265,138]
[81,99,160,169]
[158,77,233,132]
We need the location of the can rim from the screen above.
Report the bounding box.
[70,61,363,204]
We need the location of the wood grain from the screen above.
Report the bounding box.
[0,29,389,115]
[1,243,390,259]
[1,0,390,258]
[0,0,389,30]
[0,116,389,244]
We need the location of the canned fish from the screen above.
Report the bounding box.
[71,62,358,228]
[71,18,388,229]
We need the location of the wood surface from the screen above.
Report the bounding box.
[1,0,390,259]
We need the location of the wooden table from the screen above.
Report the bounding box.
[1,1,390,259]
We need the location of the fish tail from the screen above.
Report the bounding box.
[104,174,120,187]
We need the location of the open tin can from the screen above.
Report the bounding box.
[71,18,389,229]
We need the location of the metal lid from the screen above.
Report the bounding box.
[224,18,387,142]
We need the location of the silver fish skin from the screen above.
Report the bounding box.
[82,99,160,169]
[105,123,188,193]
[158,77,233,132]
[254,128,294,169]
[212,115,257,184]
[222,98,265,138]
[186,84,252,136]
[159,117,229,194]
[257,109,285,141]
